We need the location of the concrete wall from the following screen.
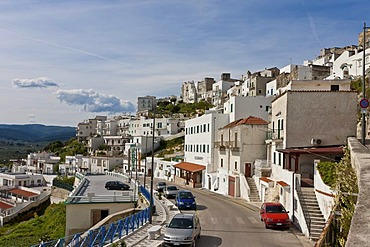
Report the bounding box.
[346,137,370,247]
[65,202,135,237]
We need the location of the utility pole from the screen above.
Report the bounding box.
[149,98,156,224]
[362,22,368,145]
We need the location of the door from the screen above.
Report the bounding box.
[245,163,252,177]
[228,176,235,197]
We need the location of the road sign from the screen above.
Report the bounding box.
[360,98,369,108]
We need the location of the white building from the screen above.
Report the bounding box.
[182,111,229,189]
[223,95,272,122]
[215,116,268,197]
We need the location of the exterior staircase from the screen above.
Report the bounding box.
[299,187,326,242]
[246,177,261,202]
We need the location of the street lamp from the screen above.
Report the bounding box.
[149,99,156,224]
[143,132,148,189]
[361,22,369,145]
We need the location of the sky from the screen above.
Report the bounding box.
[0,0,369,127]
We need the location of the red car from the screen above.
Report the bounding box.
[260,202,291,229]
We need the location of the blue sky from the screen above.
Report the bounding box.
[0,0,368,126]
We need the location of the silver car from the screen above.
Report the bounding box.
[163,213,201,247]
[164,185,179,199]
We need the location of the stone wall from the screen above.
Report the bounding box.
[346,137,370,246]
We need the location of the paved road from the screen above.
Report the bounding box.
[160,180,310,247]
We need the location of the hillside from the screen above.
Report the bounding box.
[0,124,76,163]
[0,124,76,142]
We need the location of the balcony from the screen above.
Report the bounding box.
[266,129,284,141]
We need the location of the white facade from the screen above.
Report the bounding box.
[0,173,45,187]
[184,111,229,189]
[331,47,370,79]
[26,152,60,174]
[212,80,236,106]
[129,116,182,137]
[215,117,268,196]
[224,96,272,122]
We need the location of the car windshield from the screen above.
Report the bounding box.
[158,182,166,186]
[167,186,177,191]
[266,205,286,213]
[179,192,193,199]
[168,218,193,229]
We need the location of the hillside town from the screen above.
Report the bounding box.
[0,28,369,246]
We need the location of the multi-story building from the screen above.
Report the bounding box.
[26,152,60,174]
[214,116,268,197]
[77,116,107,143]
[242,68,279,97]
[180,111,229,189]
[223,95,272,122]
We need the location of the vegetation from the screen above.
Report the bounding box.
[156,100,213,117]
[316,161,337,187]
[0,203,66,247]
[333,148,358,247]
[156,136,184,159]
[44,138,87,163]
[317,148,358,247]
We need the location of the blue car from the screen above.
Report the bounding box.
[175,190,196,210]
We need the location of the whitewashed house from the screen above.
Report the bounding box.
[214,116,268,198]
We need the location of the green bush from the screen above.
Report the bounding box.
[317,161,337,187]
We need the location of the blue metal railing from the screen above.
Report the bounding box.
[32,185,150,247]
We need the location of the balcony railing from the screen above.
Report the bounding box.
[214,141,239,151]
[266,129,283,140]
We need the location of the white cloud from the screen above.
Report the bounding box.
[12,77,59,88]
[56,89,135,113]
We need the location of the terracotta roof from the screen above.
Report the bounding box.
[0,201,13,210]
[259,177,273,183]
[277,181,289,187]
[223,116,268,129]
[277,146,344,154]
[174,162,206,172]
[9,189,38,198]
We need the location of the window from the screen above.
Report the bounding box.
[197,125,199,133]
[231,103,233,113]
[221,134,224,145]
[203,124,206,132]
[203,144,206,153]
[234,132,238,146]
[235,161,237,170]
[207,145,209,153]
[331,85,339,91]
[273,152,276,164]
[221,159,223,168]
[208,124,210,132]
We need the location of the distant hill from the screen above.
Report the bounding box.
[0,124,76,142]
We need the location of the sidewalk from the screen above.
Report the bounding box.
[121,194,179,247]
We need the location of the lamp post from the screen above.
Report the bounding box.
[143,133,148,189]
[362,22,369,145]
[149,99,156,224]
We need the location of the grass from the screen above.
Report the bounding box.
[0,203,66,247]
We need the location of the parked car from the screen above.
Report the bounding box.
[260,202,291,229]
[156,181,167,193]
[175,190,196,210]
[105,181,130,190]
[164,185,179,199]
[163,213,201,247]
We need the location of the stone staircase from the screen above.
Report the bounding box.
[246,177,261,202]
[299,187,326,242]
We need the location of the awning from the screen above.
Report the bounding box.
[277,146,344,154]
[174,162,206,173]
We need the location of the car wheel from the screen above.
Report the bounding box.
[264,220,269,229]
